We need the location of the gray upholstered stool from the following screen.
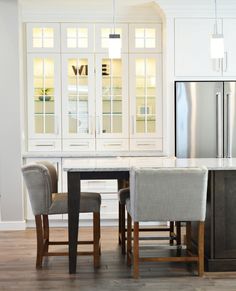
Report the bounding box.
[126,167,208,278]
[22,161,101,269]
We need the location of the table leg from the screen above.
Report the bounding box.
[68,172,80,274]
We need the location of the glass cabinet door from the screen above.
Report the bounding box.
[27,54,61,142]
[62,54,95,141]
[95,24,128,53]
[27,23,60,52]
[96,54,128,142]
[129,24,162,53]
[61,24,94,53]
[130,54,162,139]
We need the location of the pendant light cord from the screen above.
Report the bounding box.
[113,0,115,33]
[214,0,218,34]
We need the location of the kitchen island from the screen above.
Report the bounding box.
[64,157,236,272]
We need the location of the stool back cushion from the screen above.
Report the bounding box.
[22,163,56,215]
[129,167,208,222]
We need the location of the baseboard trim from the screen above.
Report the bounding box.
[0,221,26,231]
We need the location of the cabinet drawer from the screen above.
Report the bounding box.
[63,139,95,151]
[96,139,129,151]
[82,180,117,193]
[28,139,61,151]
[130,138,162,151]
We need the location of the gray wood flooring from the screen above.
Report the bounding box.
[0,226,236,291]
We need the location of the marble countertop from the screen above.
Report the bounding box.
[63,157,236,171]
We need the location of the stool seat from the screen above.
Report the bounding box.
[49,192,101,214]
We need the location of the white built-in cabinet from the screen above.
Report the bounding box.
[27,53,61,151]
[26,22,163,153]
[175,18,236,77]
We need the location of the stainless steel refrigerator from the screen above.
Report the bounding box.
[175,81,236,158]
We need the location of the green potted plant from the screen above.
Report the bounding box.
[39,88,51,101]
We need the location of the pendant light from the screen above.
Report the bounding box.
[108,0,121,59]
[210,0,224,59]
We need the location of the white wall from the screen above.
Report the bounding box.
[0,0,24,223]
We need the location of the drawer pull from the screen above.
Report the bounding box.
[35,144,54,147]
[69,143,88,147]
[137,143,155,146]
[104,143,122,147]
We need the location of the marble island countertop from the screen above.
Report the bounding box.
[63,157,236,171]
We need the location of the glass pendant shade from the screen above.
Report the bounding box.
[108,34,121,59]
[210,34,224,59]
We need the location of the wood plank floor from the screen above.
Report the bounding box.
[0,226,236,291]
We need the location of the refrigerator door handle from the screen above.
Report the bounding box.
[216,92,223,158]
[226,93,232,158]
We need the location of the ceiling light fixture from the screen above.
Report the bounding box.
[108,0,121,59]
[210,0,224,59]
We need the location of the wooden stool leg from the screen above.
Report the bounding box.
[121,204,126,254]
[118,202,122,245]
[35,215,44,269]
[133,222,139,279]
[170,221,174,246]
[176,221,181,245]
[127,212,132,267]
[43,215,49,253]
[198,221,205,277]
[93,212,100,268]
[186,222,192,251]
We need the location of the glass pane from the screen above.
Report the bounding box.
[33,28,42,38]
[145,38,155,48]
[147,116,156,133]
[145,28,155,38]
[136,28,144,38]
[44,59,54,77]
[103,100,111,114]
[135,39,144,48]
[35,115,44,133]
[101,28,111,38]
[69,114,77,133]
[101,38,109,48]
[33,38,43,48]
[43,38,54,48]
[67,28,77,38]
[136,116,145,133]
[112,59,121,76]
[44,28,54,38]
[45,115,55,133]
[103,115,111,133]
[67,38,77,48]
[68,100,77,114]
[34,58,43,76]
[78,38,88,48]
[78,115,89,133]
[45,100,54,114]
[136,77,145,96]
[146,58,156,75]
[147,97,155,115]
[136,59,145,76]
[113,115,122,133]
[78,100,88,115]
[113,100,122,114]
[78,28,87,38]
[34,99,43,114]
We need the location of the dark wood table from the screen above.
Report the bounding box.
[67,169,129,274]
